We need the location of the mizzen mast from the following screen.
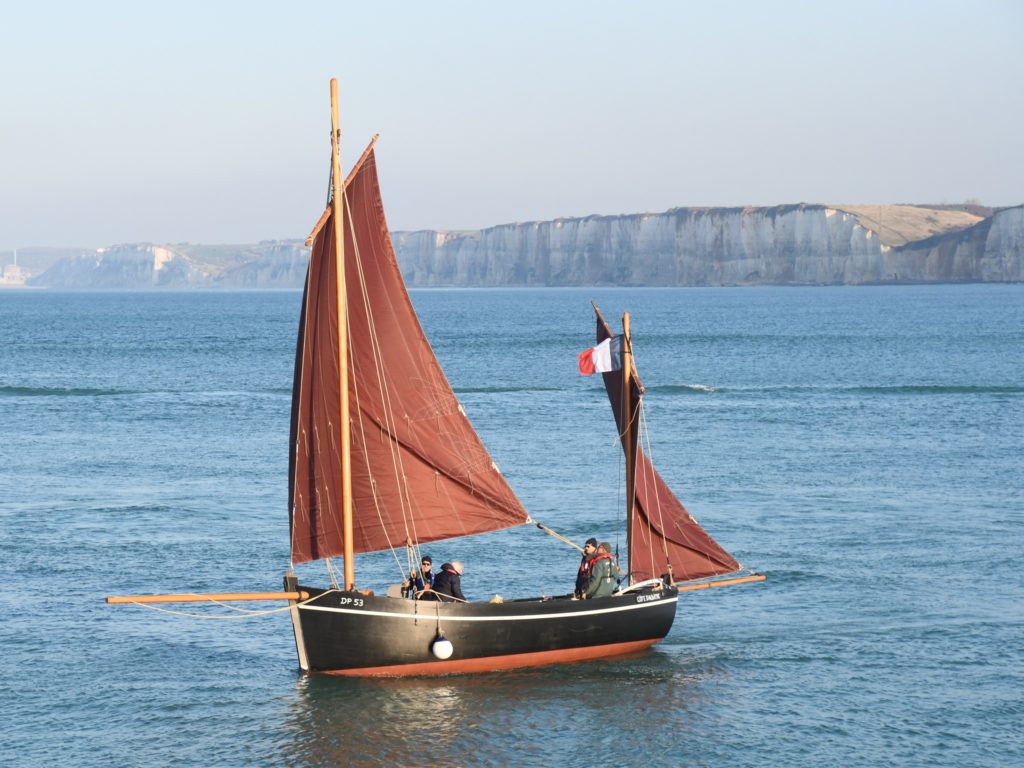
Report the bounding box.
[621,311,636,584]
[329,78,355,591]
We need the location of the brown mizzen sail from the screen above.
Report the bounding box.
[594,311,741,583]
[289,149,528,565]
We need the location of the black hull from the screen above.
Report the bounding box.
[288,584,679,676]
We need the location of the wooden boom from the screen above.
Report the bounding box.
[676,574,766,592]
[535,522,585,553]
[106,591,309,605]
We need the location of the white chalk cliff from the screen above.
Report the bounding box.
[26,204,1023,289]
[394,204,1023,286]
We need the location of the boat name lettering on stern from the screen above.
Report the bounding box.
[636,593,663,603]
[337,597,364,607]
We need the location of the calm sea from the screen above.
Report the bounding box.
[1,286,1021,767]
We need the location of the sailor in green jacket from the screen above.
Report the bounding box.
[584,542,623,599]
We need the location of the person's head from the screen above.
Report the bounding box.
[451,560,464,575]
[598,542,611,554]
[584,537,598,555]
[421,555,432,571]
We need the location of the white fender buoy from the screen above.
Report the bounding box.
[432,633,454,660]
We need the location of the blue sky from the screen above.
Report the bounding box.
[1,0,1021,249]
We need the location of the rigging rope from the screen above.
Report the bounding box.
[339,170,500,580]
[341,181,413,582]
[615,429,623,573]
[637,397,725,581]
[638,401,672,580]
[324,557,341,589]
[614,387,648,582]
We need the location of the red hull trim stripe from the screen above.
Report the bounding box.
[318,639,660,677]
[300,596,677,622]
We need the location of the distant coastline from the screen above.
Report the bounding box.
[4,203,1021,289]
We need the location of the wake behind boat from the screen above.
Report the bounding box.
[107,78,764,676]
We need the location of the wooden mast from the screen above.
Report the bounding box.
[622,311,635,585]
[330,78,355,591]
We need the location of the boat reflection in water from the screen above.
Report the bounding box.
[281,677,468,765]
[277,648,724,765]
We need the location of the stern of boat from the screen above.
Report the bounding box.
[284,572,310,672]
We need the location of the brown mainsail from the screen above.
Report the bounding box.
[594,311,741,583]
[289,149,528,565]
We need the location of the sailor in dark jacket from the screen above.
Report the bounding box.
[414,556,434,592]
[431,561,466,602]
[574,538,598,598]
[402,555,434,598]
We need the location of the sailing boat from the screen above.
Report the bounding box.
[107,79,763,676]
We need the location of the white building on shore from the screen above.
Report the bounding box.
[1,250,29,286]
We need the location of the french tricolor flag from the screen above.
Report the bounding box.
[578,335,625,376]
